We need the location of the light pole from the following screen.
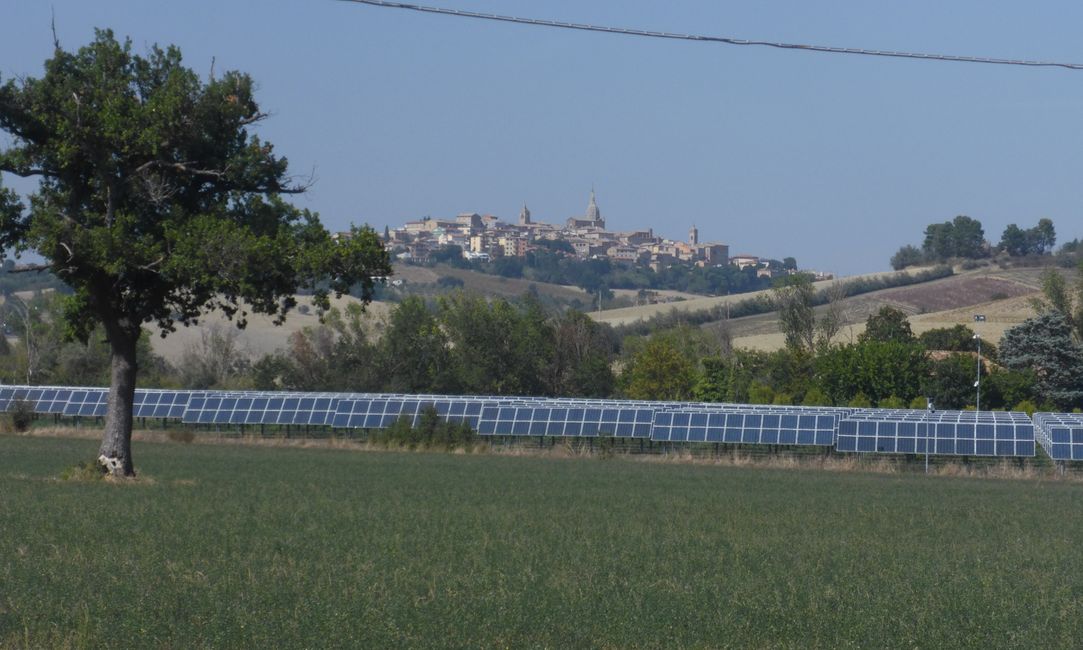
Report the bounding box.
[925,397,934,474]
[973,333,981,412]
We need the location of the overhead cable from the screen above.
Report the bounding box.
[338,0,1083,71]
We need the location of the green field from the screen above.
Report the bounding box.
[3,436,1083,648]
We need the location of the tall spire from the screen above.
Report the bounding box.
[519,203,531,225]
[586,187,601,223]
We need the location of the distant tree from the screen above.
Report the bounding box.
[922,353,978,410]
[950,215,987,259]
[546,309,616,397]
[815,282,848,352]
[999,219,1055,257]
[859,306,914,344]
[1032,218,1056,254]
[693,357,731,402]
[998,224,1030,256]
[890,244,924,270]
[922,215,985,261]
[999,312,1083,409]
[1029,267,1081,342]
[923,222,955,261]
[772,273,816,354]
[816,341,927,405]
[782,257,798,271]
[439,292,551,395]
[379,296,450,393]
[918,324,995,361]
[622,337,695,401]
[982,368,1037,410]
[175,325,251,389]
[0,31,390,475]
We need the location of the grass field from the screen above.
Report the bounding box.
[4,436,1083,648]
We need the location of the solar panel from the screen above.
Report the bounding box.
[650,408,838,445]
[133,390,191,419]
[62,388,109,417]
[1032,412,1083,461]
[475,404,654,438]
[836,409,1035,457]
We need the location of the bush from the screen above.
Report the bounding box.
[368,408,476,450]
[1012,400,1038,416]
[60,461,104,481]
[5,398,35,433]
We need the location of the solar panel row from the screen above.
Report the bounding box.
[837,412,1036,458]
[0,385,1066,460]
[1032,412,1083,461]
[652,411,837,445]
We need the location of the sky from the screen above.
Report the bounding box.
[3,0,1083,276]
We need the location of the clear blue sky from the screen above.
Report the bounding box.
[4,1,1083,275]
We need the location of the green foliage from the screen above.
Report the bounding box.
[848,392,872,407]
[773,273,816,353]
[859,306,914,344]
[983,368,1037,410]
[999,312,1083,409]
[546,309,616,397]
[380,296,451,393]
[816,341,928,406]
[878,395,908,409]
[693,357,731,402]
[621,337,695,400]
[1013,400,1039,416]
[918,324,995,360]
[368,408,476,450]
[5,398,34,432]
[439,292,552,395]
[58,460,105,481]
[999,219,1056,256]
[922,215,986,261]
[0,30,391,472]
[890,244,924,270]
[747,381,775,404]
[801,386,832,406]
[922,354,979,410]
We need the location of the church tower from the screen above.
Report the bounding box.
[519,204,531,226]
[689,224,699,246]
[586,188,604,229]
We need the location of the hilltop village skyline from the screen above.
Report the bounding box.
[384,190,812,278]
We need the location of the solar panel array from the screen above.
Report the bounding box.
[5,385,1082,462]
[181,393,341,426]
[1032,413,1083,461]
[837,409,1035,457]
[476,404,654,438]
[651,409,838,445]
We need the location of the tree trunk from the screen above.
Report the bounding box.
[98,329,138,477]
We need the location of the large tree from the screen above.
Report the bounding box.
[0,31,391,475]
[999,312,1083,409]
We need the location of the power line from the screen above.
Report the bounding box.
[338,0,1083,71]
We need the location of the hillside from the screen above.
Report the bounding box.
[711,266,1046,351]
[590,267,938,327]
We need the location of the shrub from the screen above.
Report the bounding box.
[1012,400,1038,416]
[5,398,35,433]
[60,461,104,481]
[367,408,476,450]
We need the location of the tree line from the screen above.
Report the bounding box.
[7,267,1081,415]
[891,215,1078,270]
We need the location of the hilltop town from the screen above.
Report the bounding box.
[385,190,791,276]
